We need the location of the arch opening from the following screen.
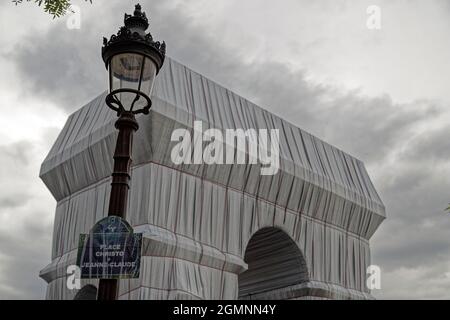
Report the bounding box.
[238,227,308,299]
[74,284,97,300]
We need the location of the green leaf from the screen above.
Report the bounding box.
[13,0,93,18]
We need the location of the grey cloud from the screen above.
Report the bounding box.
[0,141,34,166]
[0,141,35,210]
[6,1,168,112]
[373,218,450,272]
[0,140,51,299]
[147,3,445,165]
[401,125,450,162]
[0,220,52,299]
[0,216,52,299]
[371,158,450,298]
[0,197,28,210]
[7,26,105,112]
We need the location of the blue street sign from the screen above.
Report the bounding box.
[76,216,142,279]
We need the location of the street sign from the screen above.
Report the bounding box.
[76,216,142,279]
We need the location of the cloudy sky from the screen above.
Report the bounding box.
[0,0,449,299]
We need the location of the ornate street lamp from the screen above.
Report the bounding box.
[97,3,166,300]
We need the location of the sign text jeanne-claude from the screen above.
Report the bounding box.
[77,216,142,279]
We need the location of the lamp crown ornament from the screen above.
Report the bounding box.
[124,3,149,33]
[102,4,167,116]
[102,4,166,72]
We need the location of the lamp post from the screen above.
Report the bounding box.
[97,3,166,301]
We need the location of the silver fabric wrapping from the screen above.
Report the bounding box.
[39,58,385,300]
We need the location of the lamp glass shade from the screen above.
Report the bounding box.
[108,53,157,109]
[110,53,143,92]
[139,57,157,97]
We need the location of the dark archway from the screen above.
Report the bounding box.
[74,284,97,300]
[239,227,309,298]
